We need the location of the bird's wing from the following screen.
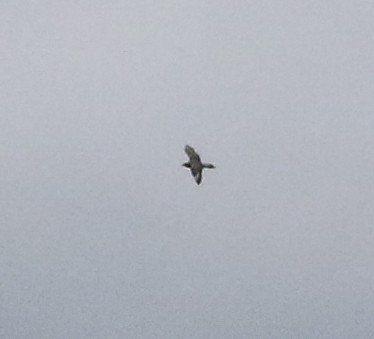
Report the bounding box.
[191,168,202,185]
[184,145,200,161]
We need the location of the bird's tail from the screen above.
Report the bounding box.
[202,163,215,169]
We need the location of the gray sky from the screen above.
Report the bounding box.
[1,1,374,338]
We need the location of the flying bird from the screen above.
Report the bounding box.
[183,145,215,185]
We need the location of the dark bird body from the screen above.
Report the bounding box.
[183,145,215,185]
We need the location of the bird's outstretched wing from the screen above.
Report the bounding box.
[191,168,202,185]
[184,145,200,161]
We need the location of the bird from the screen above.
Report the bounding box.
[183,145,215,185]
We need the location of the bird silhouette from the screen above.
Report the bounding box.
[183,145,215,185]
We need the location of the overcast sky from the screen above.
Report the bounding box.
[1,1,374,338]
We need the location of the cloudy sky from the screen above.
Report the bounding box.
[1,1,374,338]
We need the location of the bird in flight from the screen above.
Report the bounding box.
[183,145,215,185]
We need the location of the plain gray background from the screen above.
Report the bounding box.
[1,1,374,338]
